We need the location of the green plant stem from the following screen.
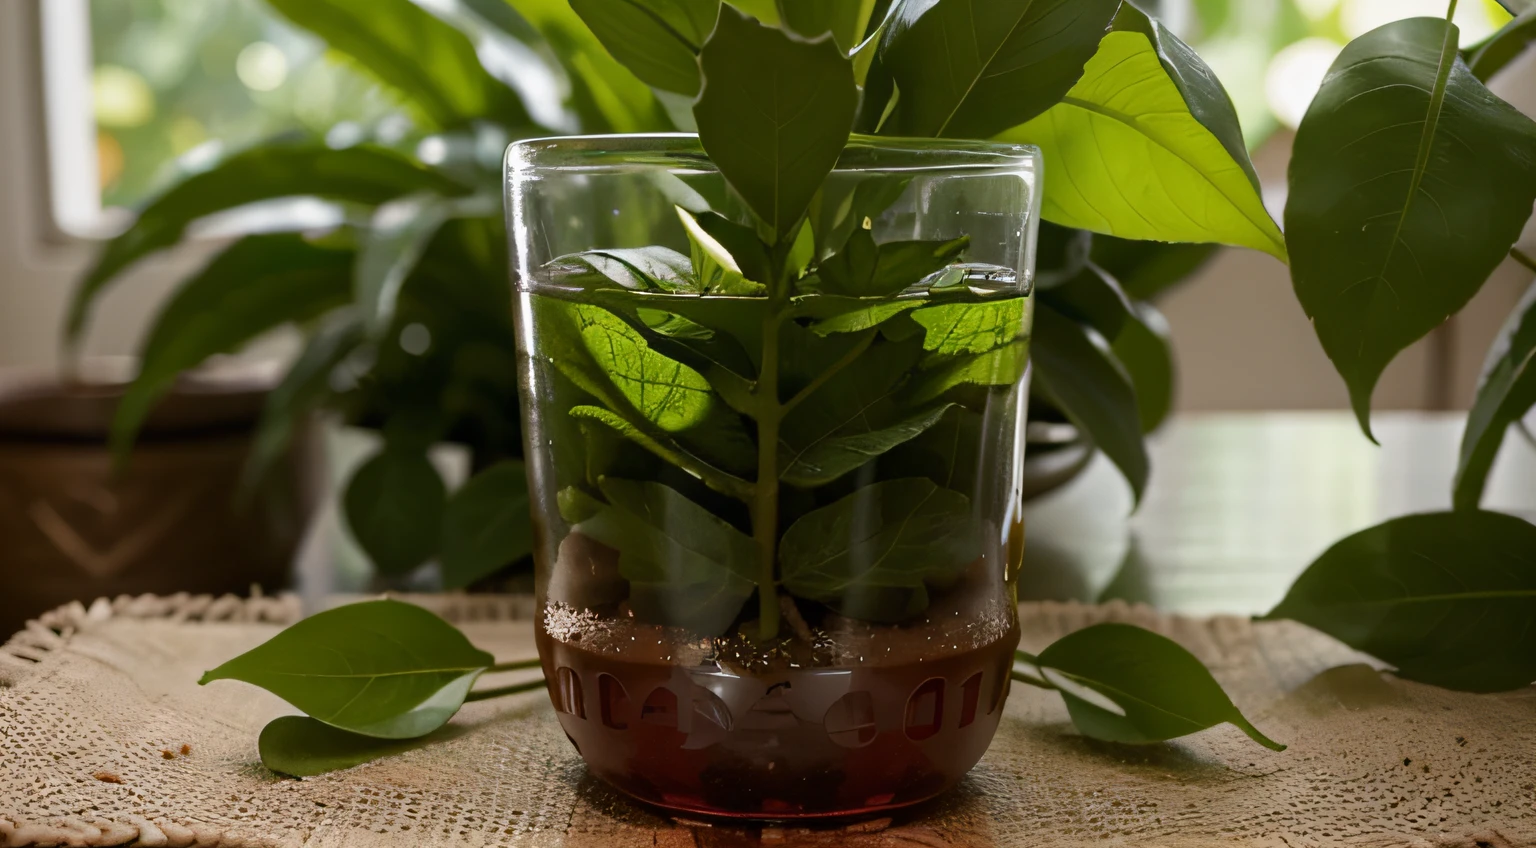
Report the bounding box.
[752,304,786,642]
[783,329,877,414]
[1012,650,1054,689]
[464,679,546,702]
[1512,248,1536,274]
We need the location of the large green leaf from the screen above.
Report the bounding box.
[778,339,951,486]
[1265,511,1536,693]
[1031,302,1149,503]
[344,447,449,576]
[1285,17,1536,439]
[573,479,757,635]
[818,232,970,298]
[112,235,353,460]
[1028,623,1284,750]
[780,478,980,623]
[694,6,858,240]
[777,0,877,53]
[69,143,463,342]
[880,0,1120,139]
[998,13,1284,259]
[266,0,528,128]
[1453,283,1536,510]
[1469,9,1536,81]
[569,0,719,96]
[441,461,534,589]
[1038,263,1132,341]
[200,600,492,739]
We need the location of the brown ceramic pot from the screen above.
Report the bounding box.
[0,360,321,636]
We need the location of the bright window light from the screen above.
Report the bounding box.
[1265,38,1346,130]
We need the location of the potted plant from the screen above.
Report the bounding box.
[188,0,1536,821]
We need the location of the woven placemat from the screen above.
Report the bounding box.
[2,593,1532,847]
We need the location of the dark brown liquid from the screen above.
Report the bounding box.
[536,620,1018,819]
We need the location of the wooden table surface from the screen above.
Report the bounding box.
[1019,410,1536,616]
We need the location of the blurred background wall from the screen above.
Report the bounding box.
[2,0,1534,413]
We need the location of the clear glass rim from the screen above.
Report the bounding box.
[506,132,1040,176]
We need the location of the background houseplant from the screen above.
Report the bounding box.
[68,0,1245,590]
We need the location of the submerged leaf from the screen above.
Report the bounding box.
[1265,511,1536,693]
[780,478,980,622]
[200,600,492,739]
[573,479,757,635]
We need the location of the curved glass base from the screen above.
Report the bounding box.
[538,612,1017,819]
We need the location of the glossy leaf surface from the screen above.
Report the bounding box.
[1034,623,1284,750]
[694,6,858,240]
[881,0,1120,139]
[569,0,718,95]
[1469,10,1536,81]
[200,600,492,738]
[1286,17,1536,438]
[1266,511,1536,693]
[1000,17,1284,258]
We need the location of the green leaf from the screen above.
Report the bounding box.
[694,6,859,240]
[570,0,718,95]
[259,716,447,777]
[440,461,534,590]
[780,478,980,623]
[1031,302,1150,503]
[1113,301,1176,433]
[906,337,1030,405]
[1495,0,1534,13]
[880,0,1120,139]
[778,340,951,485]
[912,298,1027,356]
[1032,623,1284,750]
[545,247,696,291]
[266,0,528,128]
[574,479,756,635]
[244,314,366,494]
[69,143,463,343]
[1035,222,1095,290]
[810,300,920,335]
[1454,283,1536,510]
[1469,9,1536,81]
[1265,511,1536,693]
[998,15,1284,259]
[777,0,877,53]
[677,208,767,294]
[820,232,970,297]
[726,0,781,25]
[1038,263,1133,341]
[1286,17,1536,440]
[112,235,353,461]
[200,600,492,739]
[344,447,449,576]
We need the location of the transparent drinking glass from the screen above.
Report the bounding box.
[506,134,1040,819]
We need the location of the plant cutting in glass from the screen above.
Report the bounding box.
[80,0,1535,789]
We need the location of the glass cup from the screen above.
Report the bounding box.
[506,134,1040,819]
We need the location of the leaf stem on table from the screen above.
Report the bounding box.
[487,658,542,674]
[465,679,546,702]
